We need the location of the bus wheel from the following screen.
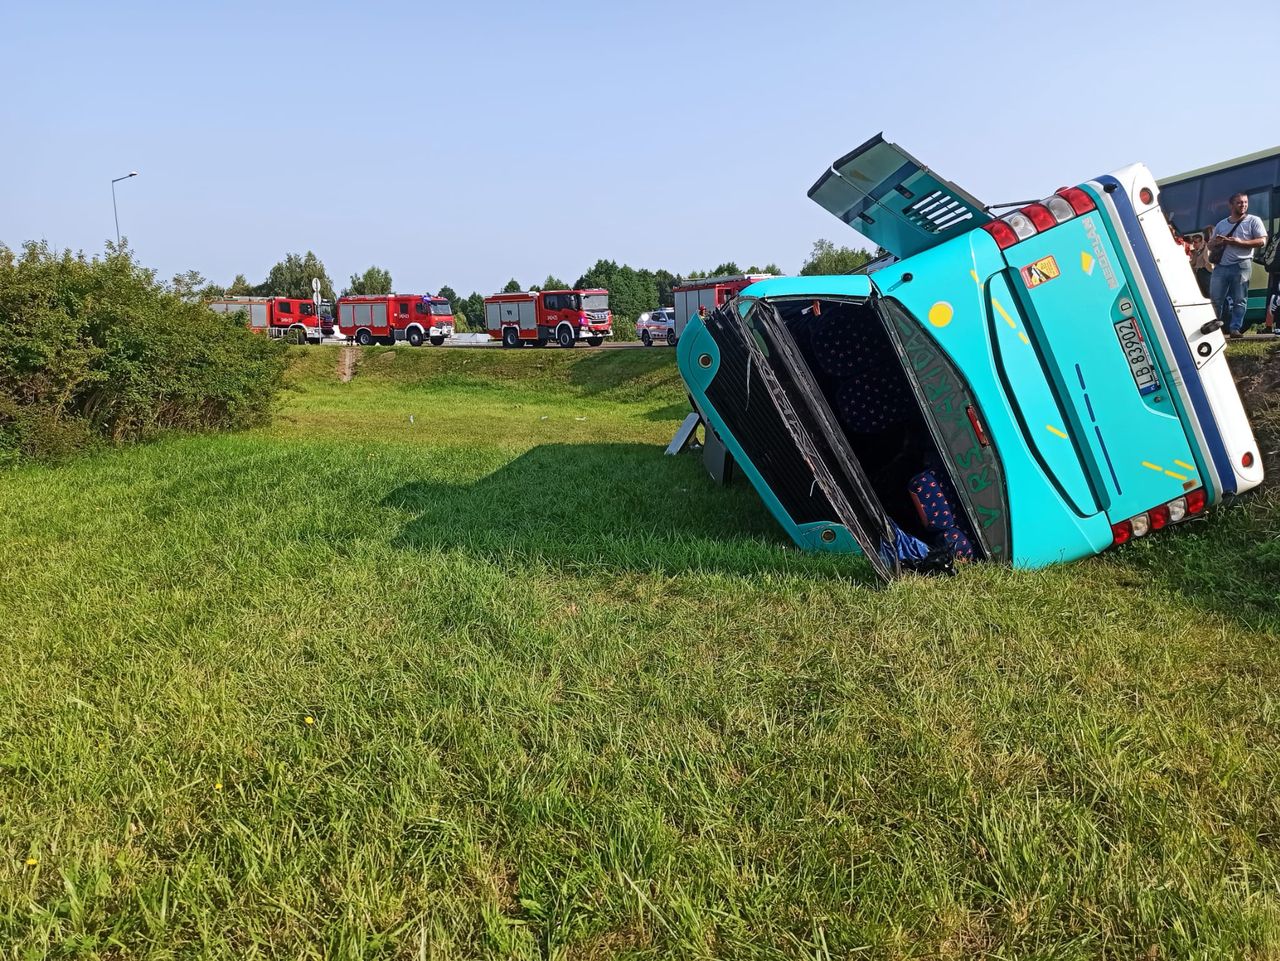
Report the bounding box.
[355,329,373,346]
[557,326,576,349]
[502,327,520,349]
[641,331,652,347]
[429,335,445,347]
[587,336,604,347]
[407,328,424,347]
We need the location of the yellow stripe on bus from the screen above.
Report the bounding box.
[992,299,1018,330]
[1164,470,1188,481]
[1142,461,1163,472]
[1046,424,1068,439]
[1174,459,1195,471]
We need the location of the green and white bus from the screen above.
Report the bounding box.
[1158,146,1279,324]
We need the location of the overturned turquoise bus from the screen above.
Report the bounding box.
[676,135,1263,581]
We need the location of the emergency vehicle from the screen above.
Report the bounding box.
[673,275,776,340]
[337,293,455,346]
[484,289,612,348]
[677,134,1262,581]
[207,296,332,344]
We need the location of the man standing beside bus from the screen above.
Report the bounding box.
[1208,192,1267,337]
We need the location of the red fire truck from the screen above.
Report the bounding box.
[672,274,776,340]
[337,293,456,346]
[483,289,612,348]
[207,296,333,344]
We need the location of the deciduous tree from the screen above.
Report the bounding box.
[799,239,873,276]
[343,265,392,296]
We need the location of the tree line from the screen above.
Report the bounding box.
[180,240,876,334]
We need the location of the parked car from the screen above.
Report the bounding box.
[637,307,677,347]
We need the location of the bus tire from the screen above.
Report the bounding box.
[556,325,576,349]
[355,329,373,346]
[429,335,445,347]
[641,331,652,347]
[407,327,425,347]
[502,326,520,349]
[587,336,604,347]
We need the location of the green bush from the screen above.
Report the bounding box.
[0,241,288,462]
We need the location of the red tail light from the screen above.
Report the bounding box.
[1022,203,1057,232]
[1148,505,1171,531]
[1186,489,1207,514]
[1055,186,1096,215]
[982,220,1019,249]
[965,405,990,447]
[1111,520,1133,545]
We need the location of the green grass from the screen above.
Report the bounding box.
[2,343,1279,959]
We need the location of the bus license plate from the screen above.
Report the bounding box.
[1114,317,1160,396]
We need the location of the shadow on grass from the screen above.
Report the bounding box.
[383,442,874,582]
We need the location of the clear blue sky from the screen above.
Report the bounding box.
[2,0,1273,297]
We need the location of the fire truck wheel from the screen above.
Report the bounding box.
[556,325,576,349]
[641,331,652,347]
[407,328,425,347]
[429,335,445,347]
[355,329,374,346]
[289,327,307,345]
[587,336,604,347]
[502,327,520,349]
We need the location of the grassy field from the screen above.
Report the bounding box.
[2,342,1279,960]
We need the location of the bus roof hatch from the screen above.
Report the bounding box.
[807,134,993,259]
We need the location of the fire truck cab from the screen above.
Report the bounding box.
[207,296,332,344]
[337,293,455,347]
[484,289,612,348]
[673,275,777,340]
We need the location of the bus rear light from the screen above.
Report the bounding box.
[1242,451,1254,468]
[1113,490,1207,550]
[1022,203,1057,232]
[1055,186,1096,215]
[965,405,990,447]
[1002,211,1037,242]
[1042,195,1075,223]
[1139,187,1154,205]
[982,220,1019,249]
[1148,505,1171,531]
[1186,489,1207,514]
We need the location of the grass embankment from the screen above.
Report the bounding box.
[1,343,1279,959]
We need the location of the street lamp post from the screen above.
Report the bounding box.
[111,171,138,247]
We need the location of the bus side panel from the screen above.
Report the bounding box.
[870,235,1115,567]
[1006,215,1204,522]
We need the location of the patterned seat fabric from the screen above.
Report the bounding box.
[908,470,976,561]
[812,315,912,434]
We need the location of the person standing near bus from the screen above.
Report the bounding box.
[1189,228,1214,298]
[1208,192,1267,337]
